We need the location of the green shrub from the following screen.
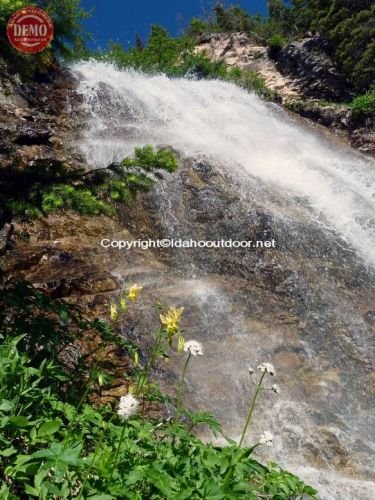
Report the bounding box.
[3,146,179,220]
[186,17,208,38]
[122,145,178,172]
[350,91,375,119]
[0,277,318,499]
[267,33,287,58]
[214,3,254,33]
[6,201,42,220]
[41,185,114,216]
[227,68,278,101]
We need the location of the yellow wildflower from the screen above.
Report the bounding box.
[160,306,184,335]
[110,302,118,321]
[127,284,143,301]
[120,296,127,312]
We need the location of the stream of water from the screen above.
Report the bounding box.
[73,61,375,499]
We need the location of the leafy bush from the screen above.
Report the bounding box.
[99,26,194,75]
[214,3,254,33]
[350,91,375,120]
[226,68,278,101]
[122,145,178,172]
[6,201,42,220]
[3,146,179,220]
[186,17,209,38]
[0,276,318,498]
[41,185,114,216]
[267,33,287,58]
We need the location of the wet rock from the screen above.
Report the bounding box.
[364,310,375,326]
[0,223,14,255]
[304,429,351,469]
[192,160,216,179]
[0,141,13,154]
[14,124,52,145]
[350,129,375,155]
[285,100,350,130]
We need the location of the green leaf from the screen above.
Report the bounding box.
[0,446,17,457]
[24,484,39,497]
[0,400,13,413]
[88,495,114,500]
[8,416,30,427]
[38,420,61,437]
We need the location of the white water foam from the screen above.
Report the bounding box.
[73,61,375,268]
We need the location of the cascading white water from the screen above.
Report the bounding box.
[73,61,375,269]
[72,61,375,499]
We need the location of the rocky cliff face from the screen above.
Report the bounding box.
[195,32,375,155]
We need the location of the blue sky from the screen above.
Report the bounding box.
[81,1,270,50]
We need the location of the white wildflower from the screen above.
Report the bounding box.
[184,340,203,356]
[259,431,274,447]
[257,362,275,376]
[117,394,139,420]
[248,367,254,375]
[271,384,280,394]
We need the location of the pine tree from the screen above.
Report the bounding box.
[291,0,375,91]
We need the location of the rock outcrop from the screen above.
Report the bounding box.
[275,34,352,102]
[196,32,301,100]
[195,32,375,155]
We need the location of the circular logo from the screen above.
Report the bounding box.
[7,7,53,54]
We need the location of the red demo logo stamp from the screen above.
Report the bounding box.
[7,7,53,54]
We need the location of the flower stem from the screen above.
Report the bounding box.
[135,330,163,397]
[239,372,265,447]
[77,415,114,499]
[110,423,127,479]
[175,352,191,422]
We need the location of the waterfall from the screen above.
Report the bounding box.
[72,61,375,499]
[74,61,375,269]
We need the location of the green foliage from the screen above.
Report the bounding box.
[226,68,278,101]
[267,33,287,58]
[0,277,318,498]
[41,185,114,216]
[34,0,91,60]
[214,3,254,33]
[96,26,277,100]
[186,17,208,38]
[350,91,375,120]
[2,146,179,220]
[268,33,287,50]
[0,0,90,78]
[101,26,194,75]
[102,28,231,81]
[182,1,374,93]
[6,201,42,220]
[291,0,375,91]
[122,145,178,172]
